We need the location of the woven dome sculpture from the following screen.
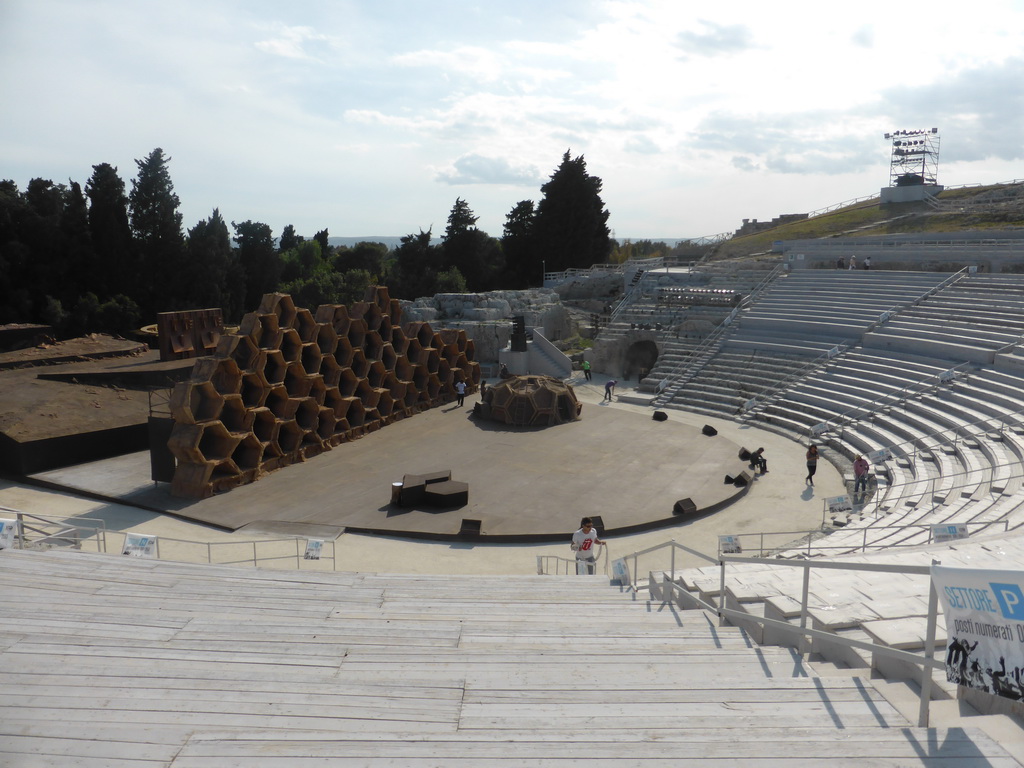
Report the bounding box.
[479,375,582,426]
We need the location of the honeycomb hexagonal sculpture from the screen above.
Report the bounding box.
[480,375,582,427]
[167,286,482,498]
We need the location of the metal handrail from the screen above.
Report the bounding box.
[537,543,609,576]
[113,532,338,570]
[653,263,787,404]
[7,510,108,553]
[647,550,942,727]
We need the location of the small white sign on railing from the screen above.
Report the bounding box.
[303,539,324,560]
[879,310,892,323]
[719,535,742,554]
[939,369,957,383]
[827,346,840,359]
[810,422,829,437]
[867,448,892,463]
[826,495,853,516]
[611,558,630,587]
[122,533,157,558]
[0,519,18,550]
[932,523,969,543]
[742,398,757,412]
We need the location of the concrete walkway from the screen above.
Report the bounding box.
[0,373,844,575]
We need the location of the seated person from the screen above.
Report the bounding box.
[750,447,767,473]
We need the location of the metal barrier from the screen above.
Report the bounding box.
[537,544,609,577]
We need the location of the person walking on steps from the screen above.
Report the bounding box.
[853,455,870,495]
[805,444,819,485]
[571,517,605,575]
[582,360,592,381]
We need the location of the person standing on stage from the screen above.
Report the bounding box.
[455,379,467,407]
[571,517,605,575]
[582,359,592,381]
[805,444,819,485]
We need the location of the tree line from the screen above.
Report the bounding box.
[1,147,671,336]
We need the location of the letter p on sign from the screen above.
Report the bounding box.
[991,583,1024,620]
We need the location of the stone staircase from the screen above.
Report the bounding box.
[1,547,1019,766]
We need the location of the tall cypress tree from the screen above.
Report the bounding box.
[129,148,187,316]
[86,163,135,300]
[532,150,611,274]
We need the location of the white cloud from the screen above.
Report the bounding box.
[435,154,545,185]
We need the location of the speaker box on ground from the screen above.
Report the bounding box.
[724,474,734,484]
[738,447,751,461]
[652,411,668,421]
[459,518,482,536]
[673,498,696,516]
[733,471,752,487]
[702,424,718,436]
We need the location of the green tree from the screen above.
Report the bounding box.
[501,199,536,288]
[232,220,280,312]
[532,150,611,274]
[85,163,134,300]
[333,241,387,279]
[386,228,443,300]
[439,198,503,291]
[279,224,300,252]
[313,228,330,256]
[61,181,96,305]
[187,209,245,319]
[129,148,187,315]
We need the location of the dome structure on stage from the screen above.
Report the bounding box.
[477,374,582,426]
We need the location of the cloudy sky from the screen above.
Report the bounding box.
[3,1,1023,242]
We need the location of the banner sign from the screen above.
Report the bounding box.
[810,423,829,437]
[867,448,891,463]
[0,519,18,550]
[826,495,853,516]
[611,558,631,587]
[303,539,324,560]
[939,369,957,383]
[932,565,1024,700]
[932,524,969,544]
[122,533,157,558]
[719,535,742,554]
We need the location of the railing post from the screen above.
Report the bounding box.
[207,542,212,564]
[799,565,811,654]
[918,564,940,727]
[718,559,727,627]
[670,540,676,580]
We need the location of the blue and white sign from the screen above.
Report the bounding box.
[303,539,323,560]
[867,448,891,464]
[932,565,1024,700]
[0,519,18,550]
[611,558,631,587]
[826,495,853,516]
[810,423,829,437]
[719,535,742,555]
[932,524,969,544]
[122,533,157,558]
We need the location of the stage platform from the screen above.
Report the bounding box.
[31,401,753,543]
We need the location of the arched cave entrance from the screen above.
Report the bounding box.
[623,339,659,381]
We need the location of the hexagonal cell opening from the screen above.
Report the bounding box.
[355,379,380,409]
[437,359,452,386]
[394,356,414,382]
[279,328,303,363]
[265,385,292,419]
[361,302,382,333]
[232,433,265,471]
[366,359,387,389]
[324,388,350,419]
[425,373,442,401]
[405,337,424,365]
[315,323,338,356]
[346,399,366,427]
[220,394,252,433]
[276,419,304,453]
[412,364,429,391]
[251,407,278,443]
[387,376,407,402]
[317,304,351,337]
[464,361,482,385]
[300,343,323,376]
[241,371,270,408]
[283,362,312,397]
[294,397,320,431]
[198,421,240,462]
[403,383,420,409]
[338,367,359,398]
[220,334,260,371]
[237,312,264,347]
[256,313,283,350]
[294,307,318,342]
[308,374,327,405]
[365,285,391,308]
[262,349,288,386]
[172,380,224,424]
[319,354,342,388]
[379,343,397,372]
[348,300,370,324]
[376,390,395,417]
[257,293,297,330]
[350,348,370,379]
[334,336,354,368]
[388,298,403,326]
[348,318,367,349]
[464,339,476,362]
[316,407,336,440]
[208,357,243,395]
[363,330,384,361]
[378,315,392,338]
[424,348,441,374]
[415,323,436,348]
[390,328,410,356]
[430,332,445,351]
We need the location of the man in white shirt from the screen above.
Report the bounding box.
[455,380,467,407]
[571,517,605,575]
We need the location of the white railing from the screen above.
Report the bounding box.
[537,543,609,576]
[623,540,944,727]
[2,508,108,553]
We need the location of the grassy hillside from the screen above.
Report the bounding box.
[712,182,1024,260]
